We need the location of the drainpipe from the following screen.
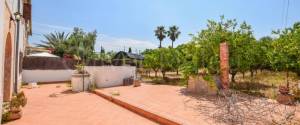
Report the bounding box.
[14,0,21,94]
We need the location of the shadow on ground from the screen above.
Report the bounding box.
[177,88,300,125]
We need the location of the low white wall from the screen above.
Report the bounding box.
[22,66,136,88]
[22,70,74,83]
[85,66,136,88]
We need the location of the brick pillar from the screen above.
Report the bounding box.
[220,42,229,89]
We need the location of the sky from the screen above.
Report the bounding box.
[29,0,300,52]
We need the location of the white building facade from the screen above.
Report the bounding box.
[0,0,31,121]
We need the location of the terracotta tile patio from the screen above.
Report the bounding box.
[98,84,215,125]
[98,83,300,125]
[5,83,157,125]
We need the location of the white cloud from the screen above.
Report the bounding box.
[96,34,156,52]
[30,22,157,52]
[32,21,73,34]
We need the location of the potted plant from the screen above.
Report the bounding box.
[71,63,90,92]
[70,33,94,92]
[2,92,27,122]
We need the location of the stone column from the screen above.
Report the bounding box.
[220,42,229,89]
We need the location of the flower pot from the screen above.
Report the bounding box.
[276,93,295,105]
[10,107,21,113]
[8,109,22,121]
[71,73,91,92]
[133,80,141,87]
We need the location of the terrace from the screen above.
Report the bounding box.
[6,83,157,125]
[5,79,300,125]
[2,1,300,125]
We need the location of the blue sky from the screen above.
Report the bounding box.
[30,0,300,52]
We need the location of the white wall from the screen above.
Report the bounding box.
[5,0,18,15]
[22,70,75,83]
[0,0,5,122]
[22,66,136,88]
[85,66,136,88]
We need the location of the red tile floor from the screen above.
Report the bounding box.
[5,83,157,125]
[99,84,300,125]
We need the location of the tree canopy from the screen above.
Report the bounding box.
[37,27,97,60]
[144,16,300,88]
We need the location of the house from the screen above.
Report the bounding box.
[0,0,32,121]
[112,51,144,67]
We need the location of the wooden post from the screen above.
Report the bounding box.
[220,42,230,89]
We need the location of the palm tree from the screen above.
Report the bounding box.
[36,32,69,57]
[154,26,167,48]
[67,28,97,60]
[167,25,181,48]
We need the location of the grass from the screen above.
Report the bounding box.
[234,70,300,100]
[141,70,300,101]
[141,72,187,86]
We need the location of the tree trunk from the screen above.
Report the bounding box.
[159,40,162,48]
[250,70,254,78]
[171,41,174,48]
[286,70,289,88]
[231,73,236,83]
[147,70,150,77]
[297,71,300,77]
[176,69,179,75]
[242,72,245,79]
[250,70,254,82]
[162,70,166,79]
[154,70,158,77]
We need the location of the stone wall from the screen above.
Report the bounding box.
[187,75,216,95]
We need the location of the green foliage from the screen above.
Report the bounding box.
[167,25,181,48]
[143,47,184,78]
[88,83,97,92]
[75,63,85,73]
[36,32,69,57]
[2,91,28,123]
[9,92,27,109]
[182,16,269,82]
[148,17,300,88]
[154,26,167,48]
[143,49,161,76]
[179,61,198,79]
[68,27,97,61]
[268,23,300,72]
[37,27,97,60]
[1,102,10,123]
[128,47,132,53]
[100,46,105,53]
[158,48,174,78]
